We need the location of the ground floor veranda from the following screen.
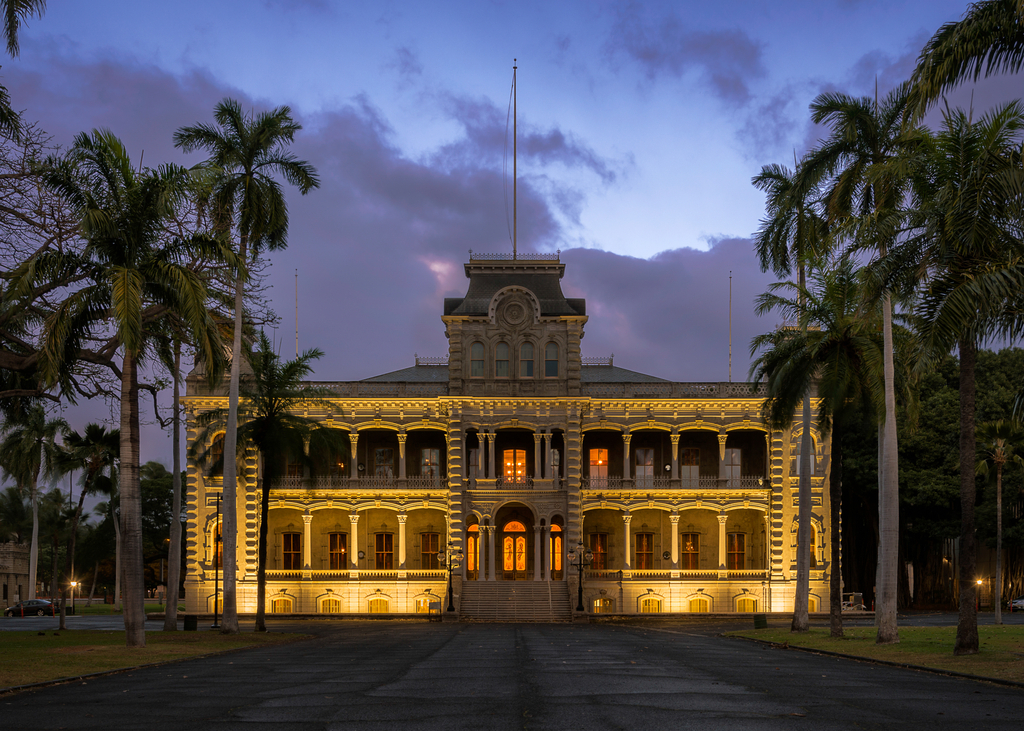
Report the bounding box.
[185,490,828,616]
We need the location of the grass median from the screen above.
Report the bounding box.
[727,625,1024,684]
[0,630,309,690]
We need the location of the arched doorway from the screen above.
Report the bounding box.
[495,504,535,581]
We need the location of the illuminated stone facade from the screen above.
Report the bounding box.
[184,253,832,617]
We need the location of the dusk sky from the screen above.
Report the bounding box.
[7,0,1023,470]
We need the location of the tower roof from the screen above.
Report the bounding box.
[443,253,585,317]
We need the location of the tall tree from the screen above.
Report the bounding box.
[17,130,227,646]
[1,0,45,56]
[0,404,65,598]
[751,161,829,631]
[52,423,118,628]
[751,261,889,637]
[897,102,1024,653]
[911,0,1024,115]
[192,332,341,631]
[175,99,319,633]
[0,485,29,541]
[801,83,927,644]
[976,420,1024,625]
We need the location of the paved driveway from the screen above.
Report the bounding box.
[2,619,1023,729]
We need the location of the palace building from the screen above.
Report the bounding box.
[183,253,832,619]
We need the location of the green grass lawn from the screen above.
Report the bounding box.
[0,630,308,689]
[64,603,184,615]
[728,625,1024,684]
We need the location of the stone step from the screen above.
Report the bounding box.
[459,581,573,622]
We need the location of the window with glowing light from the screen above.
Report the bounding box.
[420,448,440,478]
[590,533,608,571]
[375,533,394,570]
[467,525,479,575]
[421,532,439,569]
[810,525,817,568]
[503,521,527,572]
[321,597,341,613]
[681,532,699,570]
[808,596,818,612]
[470,342,484,378]
[640,596,662,613]
[282,532,301,570]
[503,449,527,479]
[368,597,389,613]
[415,597,433,613]
[635,532,654,570]
[210,520,222,568]
[520,343,534,377]
[689,596,709,612]
[495,342,510,378]
[549,524,562,574]
[727,532,745,570]
[737,596,757,612]
[271,597,292,613]
[329,533,347,570]
[589,448,608,481]
[544,343,558,377]
[592,598,614,613]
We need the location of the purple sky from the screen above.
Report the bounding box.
[6,1,1023,473]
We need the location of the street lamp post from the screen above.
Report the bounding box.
[212,494,221,629]
[437,542,464,613]
[567,540,594,613]
[69,581,78,615]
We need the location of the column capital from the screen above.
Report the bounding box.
[349,513,360,524]
[622,432,632,444]
[397,433,407,444]
[717,513,728,525]
[397,514,408,524]
[534,433,543,443]
[301,514,312,525]
[669,514,680,525]
[670,433,680,445]
[622,513,632,525]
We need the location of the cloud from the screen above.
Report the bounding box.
[387,46,423,85]
[604,2,766,104]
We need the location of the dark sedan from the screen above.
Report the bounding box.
[4,599,56,617]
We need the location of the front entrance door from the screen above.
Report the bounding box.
[502,520,529,580]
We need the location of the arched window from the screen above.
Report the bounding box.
[810,526,817,568]
[593,597,614,613]
[737,597,757,613]
[495,342,510,378]
[368,597,389,613]
[690,596,709,613]
[549,524,562,575]
[544,343,559,377]
[321,597,341,613]
[520,343,534,378]
[271,597,292,613]
[808,596,818,613]
[640,596,662,613]
[503,521,527,572]
[470,342,484,378]
[467,525,479,576]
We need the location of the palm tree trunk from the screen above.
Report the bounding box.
[86,561,97,607]
[28,481,38,599]
[996,463,1003,625]
[876,292,900,644]
[792,395,812,632]
[164,342,183,631]
[255,452,268,632]
[119,348,146,647]
[220,237,248,635]
[829,422,844,638]
[955,336,979,655]
[111,498,121,612]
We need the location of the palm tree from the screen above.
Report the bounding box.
[192,332,342,631]
[751,161,829,631]
[911,0,1024,115]
[751,261,889,637]
[0,485,29,541]
[976,420,1024,625]
[175,99,320,633]
[801,83,927,644]
[1,0,46,56]
[0,404,65,599]
[16,130,227,646]
[52,423,118,627]
[896,102,1024,653]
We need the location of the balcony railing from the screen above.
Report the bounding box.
[495,476,534,489]
[582,476,623,490]
[269,475,447,490]
[266,570,302,580]
[583,476,766,490]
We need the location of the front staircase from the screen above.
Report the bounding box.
[459,581,573,622]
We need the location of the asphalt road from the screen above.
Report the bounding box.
[2,616,1023,729]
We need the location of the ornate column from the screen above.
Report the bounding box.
[622,432,632,482]
[397,433,407,480]
[398,514,407,572]
[534,432,543,479]
[533,523,542,581]
[486,432,496,479]
[622,513,632,575]
[718,513,728,578]
[349,513,360,575]
[487,525,497,581]
[349,431,360,480]
[301,512,312,579]
[670,433,680,480]
[670,513,680,576]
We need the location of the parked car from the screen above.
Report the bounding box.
[4,599,56,617]
[1011,596,1024,611]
